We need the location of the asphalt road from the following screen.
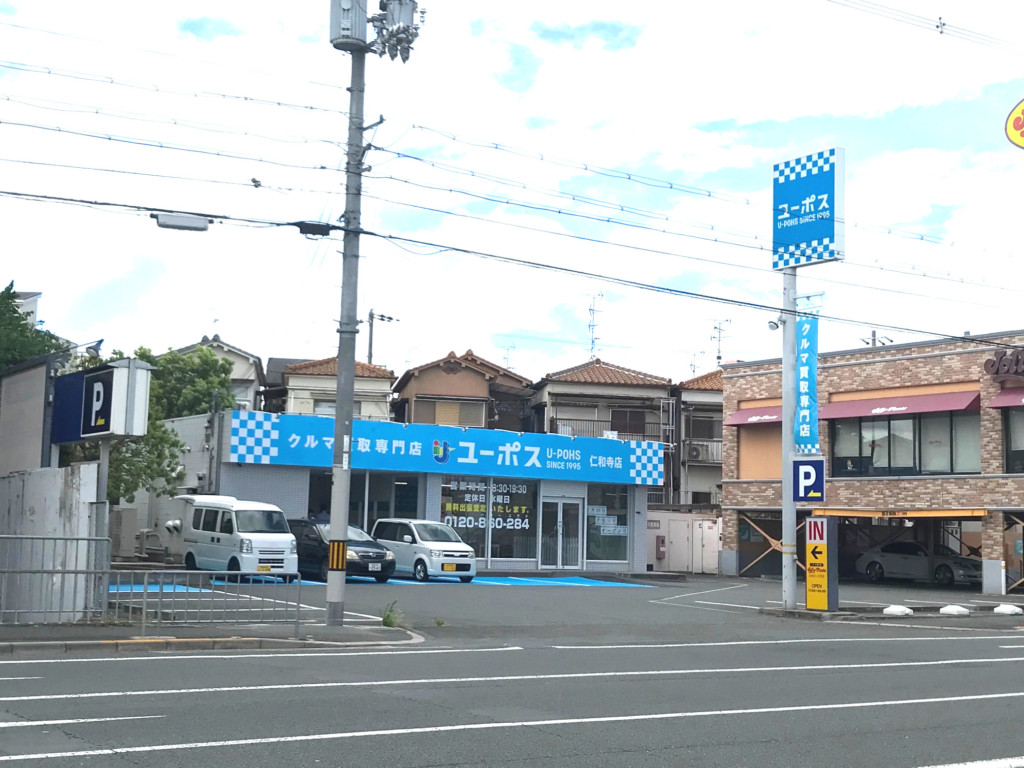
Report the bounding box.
[2,577,1024,766]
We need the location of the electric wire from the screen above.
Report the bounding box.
[2,184,1021,352]
[365,229,1024,352]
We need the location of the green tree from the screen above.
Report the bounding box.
[0,281,66,369]
[135,346,234,420]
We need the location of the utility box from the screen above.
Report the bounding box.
[330,0,368,50]
[656,535,666,560]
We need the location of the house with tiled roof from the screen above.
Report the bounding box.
[531,359,674,443]
[281,356,395,420]
[392,350,534,431]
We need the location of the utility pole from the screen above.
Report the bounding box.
[711,320,730,367]
[327,0,422,627]
[366,309,397,366]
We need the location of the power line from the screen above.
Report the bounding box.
[0,60,349,115]
[365,229,1024,352]
[1,184,1020,352]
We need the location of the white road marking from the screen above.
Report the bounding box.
[0,715,162,728]
[3,655,1021,703]
[0,646,522,666]
[649,584,749,603]
[648,601,743,614]
[920,757,1024,767]
[552,634,1020,650]
[998,646,1024,649]
[5,690,1024,762]
[832,622,1017,632]
[694,600,761,609]
[0,678,41,681]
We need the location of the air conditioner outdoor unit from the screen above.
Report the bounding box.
[688,444,706,461]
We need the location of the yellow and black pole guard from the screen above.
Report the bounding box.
[328,540,347,572]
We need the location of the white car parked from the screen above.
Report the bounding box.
[370,518,476,582]
[853,541,981,586]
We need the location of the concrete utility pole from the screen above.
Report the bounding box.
[366,309,397,366]
[326,0,422,627]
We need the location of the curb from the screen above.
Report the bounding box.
[0,636,326,656]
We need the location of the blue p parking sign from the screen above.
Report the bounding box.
[793,456,825,502]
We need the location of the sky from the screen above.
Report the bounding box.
[3,1,1024,385]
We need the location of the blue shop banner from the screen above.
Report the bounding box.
[795,313,820,454]
[229,411,664,486]
[773,148,845,270]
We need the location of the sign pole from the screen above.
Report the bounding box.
[781,268,798,609]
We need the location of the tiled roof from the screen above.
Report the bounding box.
[678,369,723,391]
[283,356,395,379]
[541,359,671,387]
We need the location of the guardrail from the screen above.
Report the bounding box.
[107,570,305,637]
[1,536,306,636]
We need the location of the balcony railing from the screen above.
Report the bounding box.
[682,438,722,464]
[549,417,664,442]
[648,489,722,507]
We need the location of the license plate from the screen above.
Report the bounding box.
[257,565,271,573]
[369,563,381,571]
[442,563,456,572]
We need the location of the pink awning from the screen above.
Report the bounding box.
[986,388,1024,409]
[819,391,979,419]
[724,406,782,426]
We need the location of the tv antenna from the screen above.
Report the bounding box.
[588,292,603,359]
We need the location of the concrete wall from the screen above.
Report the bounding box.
[0,463,100,622]
[0,363,47,476]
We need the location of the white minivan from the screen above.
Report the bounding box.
[370,518,477,582]
[178,495,298,579]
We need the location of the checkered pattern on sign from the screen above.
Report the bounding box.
[230,411,280,464]
[627,441,664,486]
[773,149,835,184]
[773,238,839,269]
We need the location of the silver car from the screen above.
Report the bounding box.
[854,541,982,586]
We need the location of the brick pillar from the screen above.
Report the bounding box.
[721,508,740,576]
[981,509,1006,595]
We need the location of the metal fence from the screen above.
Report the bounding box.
[1,535,306,636]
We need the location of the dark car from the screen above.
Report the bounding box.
[288,519,396,583]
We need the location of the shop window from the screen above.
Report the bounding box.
[829,412,980,477]
[586,485,629,562]
[1006,409,1024,473]
[440,476,538,559]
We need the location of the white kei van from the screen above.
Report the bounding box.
[177,495,298,579]
[370,518,477,582]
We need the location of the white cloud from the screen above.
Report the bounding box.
[3,1,1024,384]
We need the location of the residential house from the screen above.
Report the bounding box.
[281,356,395,420]
[392,350,534,431]
[173,335,265,411]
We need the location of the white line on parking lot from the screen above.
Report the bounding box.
[3,655,1022,703]
[919,757,1024,767]
[551,635,1018,650]
[0,678,41,681]
[7,689,1024,762]
[0,646,523,665]
[649,584,749,603]
[0,715,162,728]
[694,600,761,610]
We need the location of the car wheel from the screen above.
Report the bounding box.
[459,576,474,583]
[865,561,884,582]
[374,575,390,583]
[413,560,429,582]
[934,564,954,587]
[227,558,241,583]
[319,558,329,583]
[184,552,197,570]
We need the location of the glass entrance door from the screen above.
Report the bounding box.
[539,499,582,568]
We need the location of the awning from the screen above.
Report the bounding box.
[813,508,987,519]
[818,391,979,420]
[724,406,782,426]
[986,387,1024,409]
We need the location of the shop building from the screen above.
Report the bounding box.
[147,410,664,574]
[721,330,1024,594]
